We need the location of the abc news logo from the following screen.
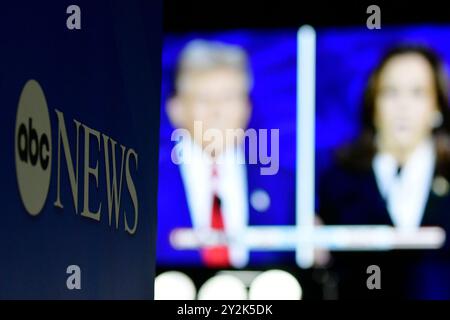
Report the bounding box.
[17,118,50,170]
[14,79,139,234]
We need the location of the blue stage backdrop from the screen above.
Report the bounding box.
[160,25,450,267]
[0,0,161,299]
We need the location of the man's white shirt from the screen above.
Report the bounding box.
[177,137,249,267]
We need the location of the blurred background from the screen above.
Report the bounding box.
[156,0,450,300]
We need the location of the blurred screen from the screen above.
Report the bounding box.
[158,25,450,266]
[156,24,450,299]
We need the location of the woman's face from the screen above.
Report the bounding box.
[374,53,439,154]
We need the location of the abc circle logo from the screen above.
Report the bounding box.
[15,80,52,216]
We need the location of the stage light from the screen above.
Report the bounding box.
[249,270,302,300]
[155,271,196,300]
[198,274,247,300]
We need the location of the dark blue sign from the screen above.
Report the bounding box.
[0,0,161,299]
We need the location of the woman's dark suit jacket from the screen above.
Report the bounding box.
[318,162,450,299]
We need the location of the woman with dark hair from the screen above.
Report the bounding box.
[319,44,450,299]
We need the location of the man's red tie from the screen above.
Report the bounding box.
[201,166,231,268]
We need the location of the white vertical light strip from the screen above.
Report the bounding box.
[296,25,316,268]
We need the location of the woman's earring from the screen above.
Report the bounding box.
[433,111,444,128]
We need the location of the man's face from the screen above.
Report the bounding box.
[169,67,251,155]
[375,53,438,153]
